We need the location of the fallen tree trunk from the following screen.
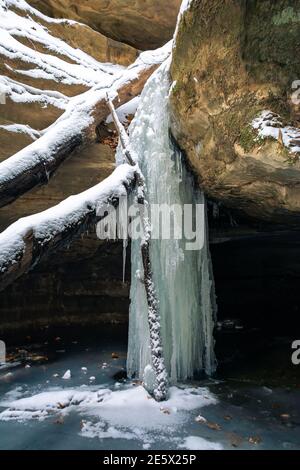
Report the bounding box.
[0,43,171,208]
[106,97,168,402]
[0,164,136,292]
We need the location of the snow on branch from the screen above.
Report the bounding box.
[0,163,136,292]
[0,42,172,208]
[0,123,41,140]
[0,75,69,110]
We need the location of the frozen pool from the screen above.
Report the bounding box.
[0,325,299,450]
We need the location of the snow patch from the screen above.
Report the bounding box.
[0,1,123,89]
[0,384,217,434]
[180,436,223,450]
[0,75,69,110]
[174,0,193,44]
[252,110,300,155]
[62,370,71,380]
[106,97,140,124]
[0,382,221,449]
[5,0,78,26]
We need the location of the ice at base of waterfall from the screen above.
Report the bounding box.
[0,382,220,449]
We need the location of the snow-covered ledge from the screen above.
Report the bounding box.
[252,110,300,156]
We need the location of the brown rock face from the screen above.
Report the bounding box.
[28,0,181,50]
[170,0,300,224]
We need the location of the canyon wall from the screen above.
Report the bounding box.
[170,0,300,224]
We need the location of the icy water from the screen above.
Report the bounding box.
[0,325,299,450]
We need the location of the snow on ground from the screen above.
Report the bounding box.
[180,436,223,450]
[0,383,219,448]
[2,2,118,73]
[252,110,300,155]
[0,30,115,89]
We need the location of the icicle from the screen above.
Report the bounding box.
[117,194,129,284]
[122,238,127,284]
[43,162,49,182]
[124,60,216,384]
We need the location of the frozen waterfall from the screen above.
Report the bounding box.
[123,60,216,383]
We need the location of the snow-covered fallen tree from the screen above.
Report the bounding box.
[0,163,136,292]
[0,42,171,208]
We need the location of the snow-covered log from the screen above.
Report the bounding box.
[0,164,136,292]
[0,42,171,208]
[106,97,168,402]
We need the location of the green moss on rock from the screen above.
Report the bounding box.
[273,6,300,25]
